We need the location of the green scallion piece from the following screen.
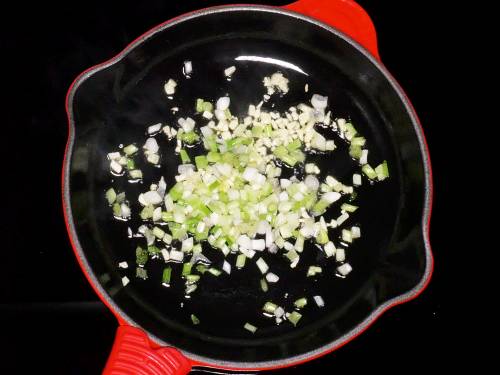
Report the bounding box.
[288,311,302,326]
[307,266,322,277]
[123,144,138,156]
[147,245,160,255]
[182,263,192,276]
[162,266,172,284]
[362,164,377,180]
[202,101,213,113]
[196,264,208,274]
[191,314,200,325]
[105,188,116,205]
[375,160,389,181]
[136,267,148,280]
[195,98,204,113]
[244,322,257,333]
[136,246,148,266]
[236,254,246,269]
[186,274,200,284]
[195,155,208,170]
[341,203,358,213]
[260,278,268,292]
[263,302,278,314]
[208,268,221,276]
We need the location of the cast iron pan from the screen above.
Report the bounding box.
[63,1,433,373]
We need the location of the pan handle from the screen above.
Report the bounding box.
[283,0,380,60]
[103,325,193,374]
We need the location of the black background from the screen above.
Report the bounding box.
[0,0,455,373]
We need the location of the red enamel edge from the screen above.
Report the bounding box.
[285,0,380,59]
[62,3,433,373]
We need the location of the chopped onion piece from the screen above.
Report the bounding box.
[148,123,162,135]
[122,276,130,286]
[164,79,177,95]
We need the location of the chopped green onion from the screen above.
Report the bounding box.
[147,245,160,256]
[244,322,257,333]
[191,314,200,325]
[375,160,389,181]
[123,144,138,156]
[195,98,204,113]
[349,144,362,159]
[140,205,154,220]
[126,159,136,170]
[236,254,246,269]
[136,267,148,280]
[307,266,322,277]
[196,264,208,274]
[294,297,308,309]
[152,226,165,239]
[105,188,116,205]
[182,263,192,276]
[207,268,221,276]
[195,155,208,169]
[260,278,268,292]
[341,203,358,213]
[202,101,213,113]
[179,149,191,163]
[362,164,377,180]
[136,246,148,266]
[129,169,142,179]
[288,311,302,326]
[181,131,200,144]
[263,302,278,314]
[186,274,200,283]
[162,266,172,284]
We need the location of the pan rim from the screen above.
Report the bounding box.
[63,4,434,371]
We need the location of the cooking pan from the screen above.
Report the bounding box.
[63,0,434,373]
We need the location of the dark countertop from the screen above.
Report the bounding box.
[0,0,453,373]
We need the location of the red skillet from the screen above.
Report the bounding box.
[63,0,433,373]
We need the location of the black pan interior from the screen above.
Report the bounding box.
[67,8,428,364]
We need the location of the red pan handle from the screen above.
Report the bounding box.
[284,0,380,60]
[103,326,192,375]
